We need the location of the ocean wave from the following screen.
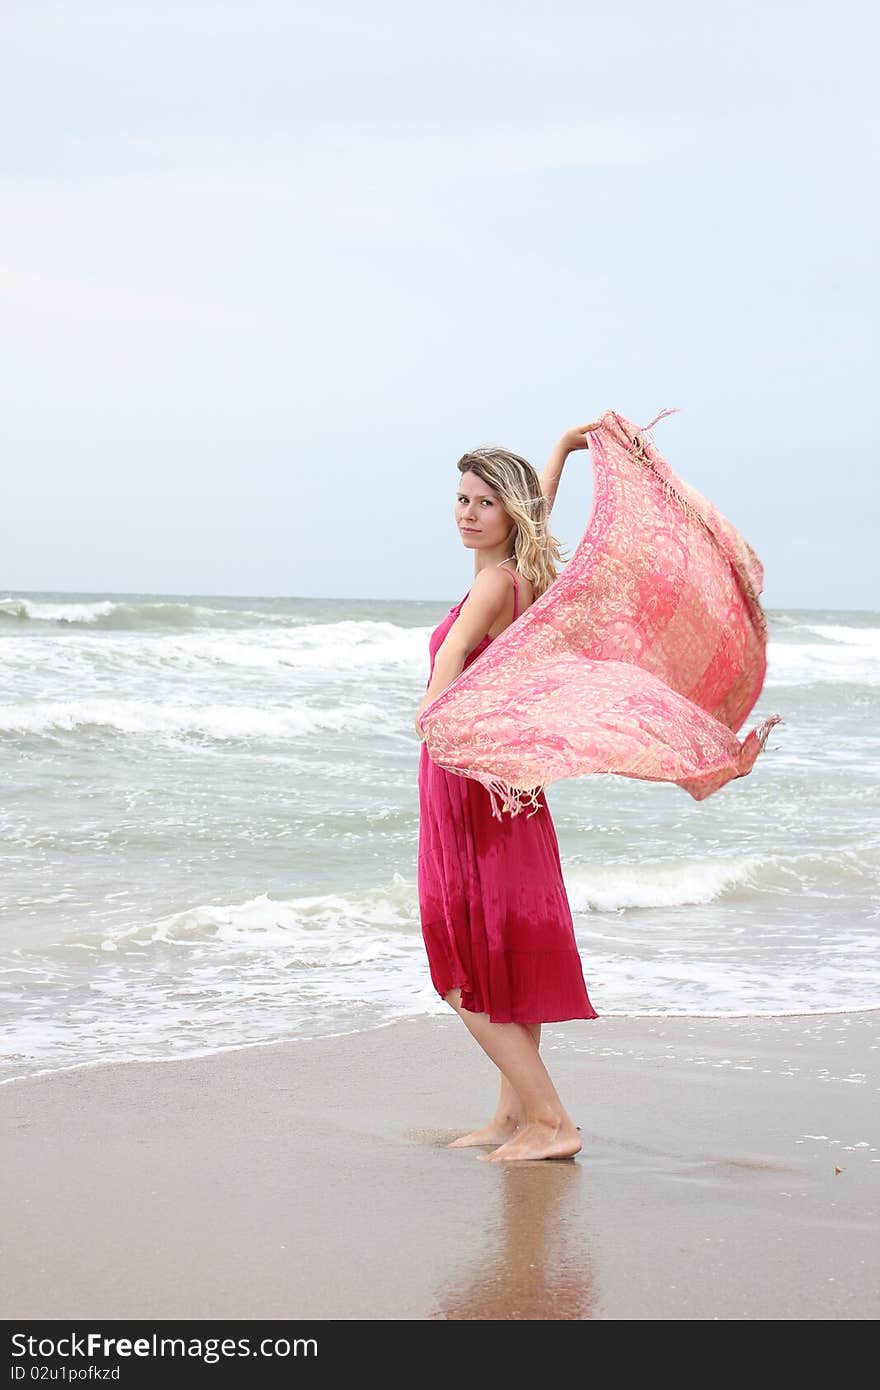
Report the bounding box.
[802,624,880,649]
[765,636,880,687]
[0,596,120,625]
[0,697,394,740]
[0,595,317,630]
[564,845,880,913]
[0,609,430,676]
[563,854,762,912]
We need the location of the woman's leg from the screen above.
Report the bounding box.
[446,1016,541,1147]
[443,990,580,1161]
[494,1023,540,1123]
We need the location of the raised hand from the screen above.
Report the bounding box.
[558,421,603,453]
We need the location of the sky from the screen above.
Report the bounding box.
[1,0,876,608]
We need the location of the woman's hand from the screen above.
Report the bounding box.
[559,421,603,453]
[415,701,428,741]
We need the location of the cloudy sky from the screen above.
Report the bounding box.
[1,1,876,608]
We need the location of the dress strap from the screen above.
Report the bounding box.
[497,564,519,619]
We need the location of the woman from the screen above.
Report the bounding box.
[415,424,602,1163]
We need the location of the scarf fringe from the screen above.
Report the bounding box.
[435,762,547,821]
[750,712,784,754]
[481,777,546,821]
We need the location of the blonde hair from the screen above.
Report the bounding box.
[456,446,568,599]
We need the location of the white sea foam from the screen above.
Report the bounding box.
[765,632,880,686]
[564,855,762,912]
[0,621,430,681]
[0,697,393,739]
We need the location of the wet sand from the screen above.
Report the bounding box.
[2,1010,878,1320]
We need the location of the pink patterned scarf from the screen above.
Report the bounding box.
[418,408,783,820]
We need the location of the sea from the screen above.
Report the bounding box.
[1,590,878,1085]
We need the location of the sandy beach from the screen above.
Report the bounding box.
[2,1010,878,1321]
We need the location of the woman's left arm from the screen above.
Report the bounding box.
[541,422,603,514]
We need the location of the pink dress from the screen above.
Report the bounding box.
[417,567,599,1024]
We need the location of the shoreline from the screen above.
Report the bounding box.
[4,1002,878,1090]
[3,1010,878,1320]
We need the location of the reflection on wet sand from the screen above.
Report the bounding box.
[430,1159,597,1320]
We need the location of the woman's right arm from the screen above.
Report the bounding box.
[540,422,603,513]
[414,571,510,738]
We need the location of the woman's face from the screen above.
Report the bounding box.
[455,470,514,552]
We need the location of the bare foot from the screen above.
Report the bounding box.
[447,1119,521,1147]
[478,1118,582,1162]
